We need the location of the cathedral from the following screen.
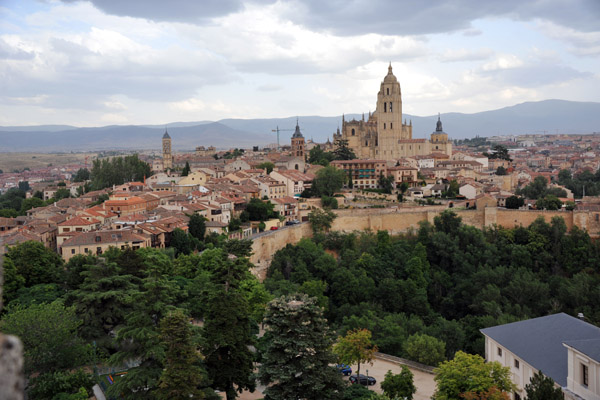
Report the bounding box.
[333,64,451,161]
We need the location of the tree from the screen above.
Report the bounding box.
[20,196,45,214]
[181,161,191,176]
[18,181,30,192]
[258,294,344,400]
[404,333,446,366]
[188,213,207,241]
[68,258,138,349]
[202,250,256,400]
[313,165,346,197]
[5,240,64,287]
[156,309,208,400]
[308,208,336,234]
[495,166,508,176]
[309,145,335,166]
[398,182,409,202]
[433,351,515,400]
[505,195,524,209]
[258,161,275,174]
[0,300,90,374]
[246,198,277,221]
[381,367,416,400]
[378,173,394,194]
[28,369,94,400]
[443,180,460,198]
[90,154,152,190]
[72,168,90,182]
[321,195,339,209]
[333,328,378,381]
[108,250,181,399]
[524,370,564,400]
[461,386,510,400]
[484,144,511,161]
[536,194,562,210]
[333,139,357,160]
[170,228,193,255]
[54,187,71,201]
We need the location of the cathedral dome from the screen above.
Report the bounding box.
[383,63,398,84]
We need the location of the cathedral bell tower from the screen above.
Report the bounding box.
[376,64,406,158]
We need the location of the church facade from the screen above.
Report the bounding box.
[334,64,451,161]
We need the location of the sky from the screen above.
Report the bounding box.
[1,0,599,127]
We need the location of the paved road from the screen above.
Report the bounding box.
[230,356,436,400]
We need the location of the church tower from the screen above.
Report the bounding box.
[162,129,173,170]
[430,114,452,154]
[376,63,410,159]
[291,119,306,159]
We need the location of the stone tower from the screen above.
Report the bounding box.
[291,119,306,159]
[430,114,452,154]
[162,129,172,170]
[340,64,414,161]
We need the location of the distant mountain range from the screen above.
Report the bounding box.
[1,99,599,152]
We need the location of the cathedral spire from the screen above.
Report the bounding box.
[388,62,392,74]
[436,113,443,132]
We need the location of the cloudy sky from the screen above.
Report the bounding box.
[1,0,599,127]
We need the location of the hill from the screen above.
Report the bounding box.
[1,100,598,151]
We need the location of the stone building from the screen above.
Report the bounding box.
[162,129,173,170]
[290,120,306,160]
[335,64,452,161]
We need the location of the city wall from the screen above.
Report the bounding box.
[250,207,600,280]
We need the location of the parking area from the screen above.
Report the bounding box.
[232,356,436,400]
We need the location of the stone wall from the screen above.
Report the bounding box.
[250,223,312,281]
[249,207,600,280]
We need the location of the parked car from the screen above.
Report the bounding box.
[349,374,376,385]
[270,226,278,230]
[336,364,352,376]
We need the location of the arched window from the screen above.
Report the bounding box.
[389,102,393,112]
[386,88,390,95]
[351,128,355,136]
[384,102,387,113]
[295,164,299,170]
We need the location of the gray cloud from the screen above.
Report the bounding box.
[479,64,591,88]
[0,38,35,60]
[60,0,275,23]
[284,0,600,36]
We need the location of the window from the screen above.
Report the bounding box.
[514,393,521,400]
[384,123,386,129]
[71,249,75,254]
[498,348,502,356]
[384,102,387,112]
[390,102,393,112]
[386,88,389,95]
[390,123,392,129]
[582,364,588,386]
[514,359,519,369]
[84,248,88,253]
[352,128,355,136]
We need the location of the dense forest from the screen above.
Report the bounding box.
[1,210,599,399]
[265,211,600,359]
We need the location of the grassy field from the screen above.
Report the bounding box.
[0,152,97,173]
